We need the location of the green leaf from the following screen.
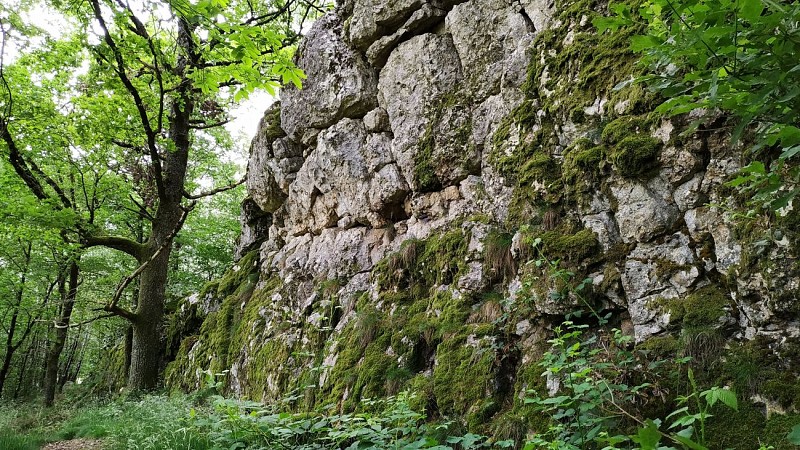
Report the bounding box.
[740,161,767,174]
[630,420,662,450]
[739,0,763,22]
[631,35,662,52]
[674,433,710,450]
[780,146,800,161]
[787,424,800,445]
[715,388,739,410]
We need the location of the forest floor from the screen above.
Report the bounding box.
[41,438,104,450]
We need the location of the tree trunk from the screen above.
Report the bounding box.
[0,346,14,398]
[13,335,36,399]
[43,261,79,406]
[128,243,172,391]
[0,303,21,397]
[124,325,133,379]
[0,243,32,398]
[58,336,79,390]
[126,17,194,391]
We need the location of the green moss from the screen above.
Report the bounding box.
[610,135,661,178]
[501,358,551,437]
[506,186,547,225]
[653,258,693,279]
[490,119,557,184]
[244,339,292,401]
[198,280,220,301]
[721,338,800,411]
[638,335,680,358]
[599,263,622,292]
[229,276,281,352]
[562,140,606,185]
[705,403,800,450]
[376,230,470,289]
[261,103,286,141]
[665,285,732,330]
[601,115,652,145]
[522,0,653,120]
[415,123,442,193]
[432,334,496,420]
[538,228,600,263]
[216,250,260,298]
[414,90,475,192]
[518,152,561,185]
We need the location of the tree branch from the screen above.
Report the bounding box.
[83,235,146,260]
[99,305,136,322]
[103,201,195,317]
[183,177,245,199]
[188,119,230,130]
[1,123,51,201]
[62,312,117,328]
[89,0,166,201]
[129,194,155,221]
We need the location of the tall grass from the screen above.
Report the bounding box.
[0,395,210,450]
[58,395,210,450]
[0,431,47,450]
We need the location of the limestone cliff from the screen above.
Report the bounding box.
[166,0,800,436]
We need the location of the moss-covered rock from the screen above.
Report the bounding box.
[610,135,661,178]
[665,285,732,331]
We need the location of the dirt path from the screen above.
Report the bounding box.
[41,438,104,450]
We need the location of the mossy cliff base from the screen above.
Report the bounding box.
[168,0,800,445]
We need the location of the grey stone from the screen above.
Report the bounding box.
[281,14,378,142]
[378,33,465,189]
[611,177,680,243]
[284,119,409,236]
[363,107,391,132]
[246,104,295,213]
[365,4,447,68]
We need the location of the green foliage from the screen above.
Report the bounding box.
[0,431,45,450]
[600,0,800,208]
[523,321,754,450]
[0,395,210,450]
[57,396,209,449]
[195,391,492,449]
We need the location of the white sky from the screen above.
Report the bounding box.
[227,91,275,156]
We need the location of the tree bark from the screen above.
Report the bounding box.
[0,242,33,398]
[125,16,195,391]
[124,325,133,380]
[0,299,21,397]
[43,260,79,406]
[13,337,33,399]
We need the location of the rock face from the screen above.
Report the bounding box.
[168,0,800,434]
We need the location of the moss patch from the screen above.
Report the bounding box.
[413,90,476,192]
[216,250,260,298]
[610,135,661,178]
[664,285,732,331]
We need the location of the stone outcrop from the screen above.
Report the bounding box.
[170,0,800,435]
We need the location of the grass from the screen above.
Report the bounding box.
[0,431,47,450]
[0,395,210,450]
